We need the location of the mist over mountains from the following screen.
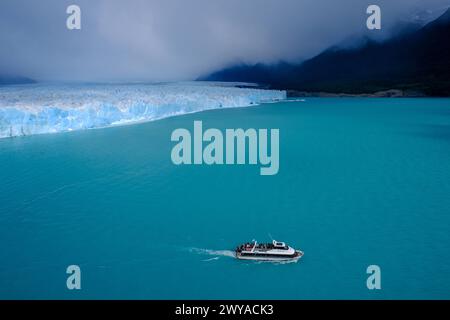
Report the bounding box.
[1,3,449,95]
[0,75,36,85]
[201,8,450,96]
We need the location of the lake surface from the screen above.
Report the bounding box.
[1,98,450,299]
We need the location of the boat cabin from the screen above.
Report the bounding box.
[273,240,287,249]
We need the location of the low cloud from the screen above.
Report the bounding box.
[0,0,448,81]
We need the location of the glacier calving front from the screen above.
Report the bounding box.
[0,83,286,138]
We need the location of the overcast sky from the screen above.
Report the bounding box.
[0,0,448,82]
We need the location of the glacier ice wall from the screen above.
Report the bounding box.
[0,82,286,138]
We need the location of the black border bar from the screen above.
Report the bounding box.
[1,300,448,318]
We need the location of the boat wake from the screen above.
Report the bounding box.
[202,257,220,262]
[189,247,236,261]
[189,247,302,264]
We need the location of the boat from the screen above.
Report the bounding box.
[235,240,303,261]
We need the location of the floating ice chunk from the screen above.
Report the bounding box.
[0,82,286,138]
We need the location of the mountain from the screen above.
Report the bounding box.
[201,8,450,96]
[0,75,36,85]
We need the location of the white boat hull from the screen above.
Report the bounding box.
[236,250,304,262]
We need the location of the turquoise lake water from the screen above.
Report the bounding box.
[1,98,450,299]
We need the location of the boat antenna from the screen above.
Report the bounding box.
[268,233,274,241]
[251,239,257,252]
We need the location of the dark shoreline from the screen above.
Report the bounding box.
[286,89,435,98]
[229,83,442,98]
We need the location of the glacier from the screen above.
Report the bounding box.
[0,82,286,138]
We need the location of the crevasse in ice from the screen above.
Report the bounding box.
[0,82,286,138]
